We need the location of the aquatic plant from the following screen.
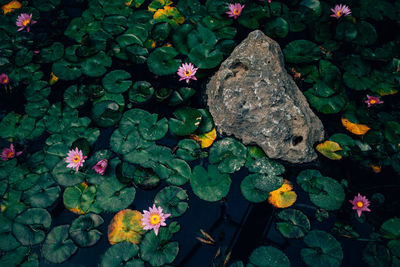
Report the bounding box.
[141,204,171,236]
[15,13,36,32]
[330,4,351,19]
[65,148,87,172]
[226,3,245,19]
[349,193,371,217]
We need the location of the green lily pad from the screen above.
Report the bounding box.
[103,70,132,94]
[190,164,231,202]
[154,186,189,218]
[132,167,160,189]
[100,242,144,267]
[297,169,345,211]
[69,214,104,247]
[362,242,391,267]
[264,17,289,38]
[301,230,343,267]
[209,138,247,173]
[140,230,179,267]
[245,156,285,176]
[169,87,196,106]
[276,208,310,239]
[81,51,112,77]
[52,159,85,187]
[12,208,51,246]
[176,139,203,161]
[52,59,82,81]
[138,115,168,141]
[188,44,223,70]
[39,42,64,63]
[380,218,400,239]
[169,107,202,136]
[129,81,155,103]
[249,246,290,267]
[165,159,191,186]
[0,246,29,266]
[0,214,20,252]
[64,85,88,109]
[63,182,102,215]
[283,40,321,63]
[92,100,123,128]
[240,173,283,203]
[96,177,136,212]
[110,128,140,155]
[42,225,78,264]
[147,47,181,76]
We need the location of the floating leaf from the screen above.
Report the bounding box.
[63,182,102,215]
[147,47,181,75]
[52,159,85,187]
[191,128,217,148]
[42,225,78,264]
[69,214,104,247]
[108,209,145,245]
[268,179,297,208]
[97,177,136,212]
[362,242,391,267]
[209,138,247,173]
[380,218,400,239]
[102,70,132,94]
[153,6,185,26]
[100,242,143,267]
[176,139,203,161]
[241,173,283,203]
[169,107,202,136]
[283,40,321,63]
[154,186,189,218]
[301,230,343,267]
[341,117,370,135]
[165,159,191,186]
[129,81,154,104]
[276,208,310,239]
[316,140,343,160]
[1,1,22,14]
[249,246,290,267]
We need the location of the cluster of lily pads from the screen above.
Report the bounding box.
[0,0,400,266]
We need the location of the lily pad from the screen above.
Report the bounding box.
[108,209,145,245]
[69,214,104,247]
[240,173,283,203]
[52,159,85,187]
[176,139,202,161]
[209,138,247,173]
[63,182,102,215]
[42,225,78,264]
[100,242,144,267]
[140,230,179,267]
[12,208,51,246]
[283,40,321,63]
[249,246,290,267]
[297,169,345,211]
[129,81,154,103]
[380,218,400,239]
[103,70,132,94]
[190,165,231,202]
[169,107,202,136]
[154,186,189,218]
[276,208,310,239]
[165,159,191,186]
[147,47,181,76]
[301,230,343,267]
[96,177,136,212]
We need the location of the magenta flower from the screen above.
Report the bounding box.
[226,3,245,19]
[141,204,171,236]
[16,13,37,32]
[365,95,384,108]
[349,193,371,217]
[92,159,108,175]
[0,73,9,85]
[177,62,198,84]
[330,4,351,19]
[65,147,87,172]
[1,143,22,161]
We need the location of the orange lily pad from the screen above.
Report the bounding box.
[108,209,146,245]
[369,164,381,173]
[153,6,185,26]
[316,140,342,160]
[341,117,370,135]
[190,128,217,148]
[1,0,22,15]
[268,180,297,208]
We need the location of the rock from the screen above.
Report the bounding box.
[206,30,325,164]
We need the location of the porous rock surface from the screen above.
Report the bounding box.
[206,30,325,163]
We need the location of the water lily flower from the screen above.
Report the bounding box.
[16,13,37,32]
[226,3,245,19]
[349,193,371,217]
[92,159,108,175]
[177,62,198,84]
[0,73,9,84]
[65,147,87,172]
[330,4,351,19]
[1,143,22,161]
[365,95,384,108]
[141,204,170,236]
[1,0,22,15]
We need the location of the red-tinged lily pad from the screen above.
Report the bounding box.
[108,209,146,245]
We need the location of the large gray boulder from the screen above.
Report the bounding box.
[206,30,325,164]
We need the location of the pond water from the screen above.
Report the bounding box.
[1,0,400,266]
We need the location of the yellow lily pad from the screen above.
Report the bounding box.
[341,117,370,136]
[1,0,22,15]
[108,209,146,245]
[268,180,297,208]
[316,140,342,160]
[148,0,172,12]
[190,128,217,148]
[153,6,185,26]
[49,72,59,85]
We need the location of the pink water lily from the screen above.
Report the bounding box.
[349,193,371,217]
[0,73,9,85]
[330,4,351,19]
[1,143,22,161]
[16,13,37,32]
[365,95,384,108]
[226,3,245,19]
[177,62,198,84]
[65,147,87,172]
[92,159,108,175]
[141,204,171,236]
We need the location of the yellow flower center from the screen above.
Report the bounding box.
[22,19,30,26]
[7,151,14,158]
[184,70,191,77]
[72,156,81,163]
[150,214,161,225]
[356,201,364,208]
[2,77,8,83]
[370,99,376,104]
[233,8,240,15]
[336,11,342,17]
